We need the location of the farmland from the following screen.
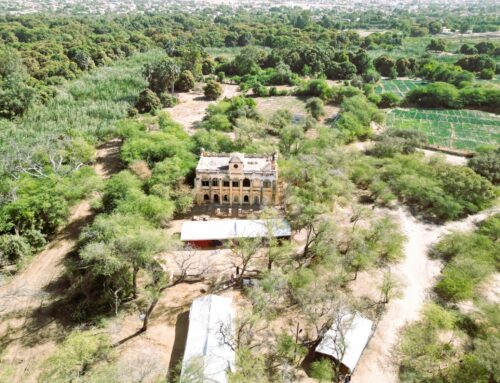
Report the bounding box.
[386,108,500,151]
[374,79,425,97]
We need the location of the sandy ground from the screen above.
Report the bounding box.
[351,205,500,383]
[346,139,470,166]
[0,139,122,382]
[417,148,468,166]
[168,84,240,134]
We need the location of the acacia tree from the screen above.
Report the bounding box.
[229,237,263,284]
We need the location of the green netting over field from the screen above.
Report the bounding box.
[375,79,425,97]
[386,108,500,151]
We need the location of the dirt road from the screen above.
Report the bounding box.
[0,139,121,382]
[351,205,500,383]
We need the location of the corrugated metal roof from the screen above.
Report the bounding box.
[315,312,373,372]
[180,219,291,241]
[181,295,234,383]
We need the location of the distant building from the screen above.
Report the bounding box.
[181,295,234,383]
[315,312,373,375]
[194,150,280,207]
[181,218,291,248]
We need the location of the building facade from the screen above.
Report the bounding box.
[194,150,280,207]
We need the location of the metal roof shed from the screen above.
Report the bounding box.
[181,295,235,383]
[315,313,373,373]
[180,219,291,242]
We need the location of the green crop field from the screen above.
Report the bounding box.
[386,108,500,151]
[375,79,425,97]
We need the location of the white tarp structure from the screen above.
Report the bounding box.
[315,312,373,373]
[180,219,291,242]
[181,295,234,383]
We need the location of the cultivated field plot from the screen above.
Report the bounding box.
[386,108,500,151]
[375,79,425,97]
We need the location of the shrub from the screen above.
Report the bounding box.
[305,97,325,120]
[175,70,195,92]
[135,89,161,114]
[204,80,223,100]
[468,148,500,184]
[159,92,179,107]
[0,234,32,266]
[378,92,400,108]
[479,68,494,80]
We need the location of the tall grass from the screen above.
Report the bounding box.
[0,50,164,175]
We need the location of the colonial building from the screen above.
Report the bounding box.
[194,150,280,207]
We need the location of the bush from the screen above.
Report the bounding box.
[372,129,426,158]
[468,148,500,184]
[0,234,32,266]
[175,70,195,92]
[204,80,223,100]
[405,82,461,109]
[135,89,161,114]
[159,92,179,107]
[335,95,384,141]
[305,97,325,120]
[296,79,332,100]
[378,92,400,108]
[479,68,494,80]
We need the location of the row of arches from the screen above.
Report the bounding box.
[201,178,273,188]
[203,194,261,205]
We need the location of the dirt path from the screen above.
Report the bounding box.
[168,84,240,134]
[351,205,500,383]
[0,139,121,382]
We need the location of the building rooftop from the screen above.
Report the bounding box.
[181,295,234,383]
[196,151,276,173]
[315,312,373,373]
[181,219,291,241]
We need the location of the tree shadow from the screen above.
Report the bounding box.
[167,310,190,376]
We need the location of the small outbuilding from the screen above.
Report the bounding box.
[181,295,234,383]
[180,219,291,248]
[315,312,373,374]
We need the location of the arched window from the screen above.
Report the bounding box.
[254,196,260,205]
[263,180,271,188]
[212,179,219,187]
[243,195,249,203]
[201,180,210,187]
[203,194,210,202]
[213,194,220,203]
[243,178,251,187]
[233,195,239,203]
[223,195,229,202]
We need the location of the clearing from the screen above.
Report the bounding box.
[168,83,240,134]
[255,95,340,122]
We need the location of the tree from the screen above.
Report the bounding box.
[40,331,111,383]
[174,70,195,92]
[310,359,334,382]
[373,55,397,77]
[379,269,403,304]
[143,57,180,94]
[427,39,447,52]
[203,80,223,100]
[229,237,262,284]
[428,21,442,34]
[305,97,325,120]
[135,89,161,114]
